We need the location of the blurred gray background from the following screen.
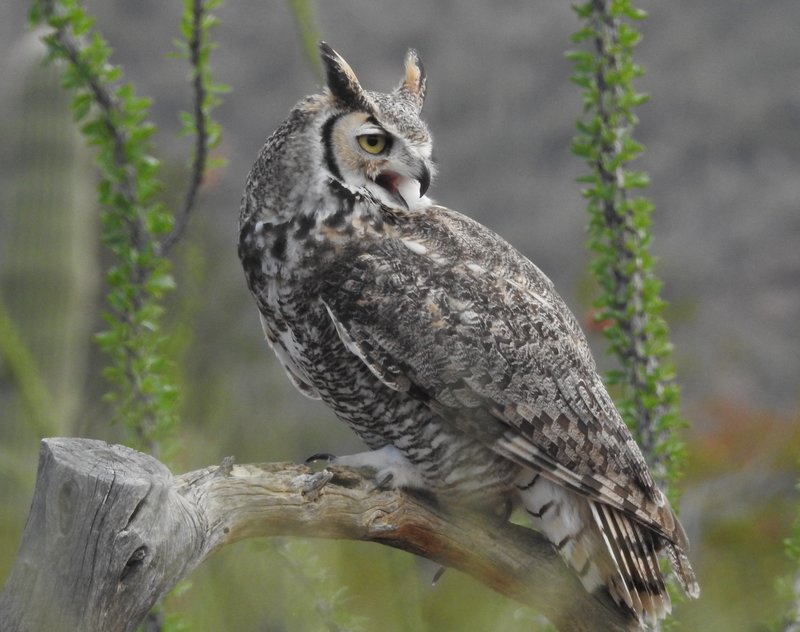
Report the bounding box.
[3,0,797,421]
[1,1,799,629]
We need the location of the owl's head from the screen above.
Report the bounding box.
[318,42,435,210]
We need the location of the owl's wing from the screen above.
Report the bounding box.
[319,206,678,541]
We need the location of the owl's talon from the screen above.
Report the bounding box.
[301,470,334,500]
[371,470,394,491]
[305,452,337,464]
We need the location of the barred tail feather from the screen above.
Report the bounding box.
[590,501,670,622]
[517,472,689,624]
[667,542,701,599]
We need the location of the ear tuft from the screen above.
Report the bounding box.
[318,42,373,112]
[397,48,426,112]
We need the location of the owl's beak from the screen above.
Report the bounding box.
[373,162,431,210]
[417,164,431,197]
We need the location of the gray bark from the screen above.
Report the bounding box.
[0,438,635,632]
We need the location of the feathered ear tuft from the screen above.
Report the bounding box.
[319,42,373,112]
[396,48,426,112]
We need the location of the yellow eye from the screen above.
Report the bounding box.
[357,134,388,155]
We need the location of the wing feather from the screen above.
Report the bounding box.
[319,205,676,540]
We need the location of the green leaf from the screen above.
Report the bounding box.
[618,24,642,48]
[565,50,594,64]
[622,5,648,20]
[623,170,650,189]
[71,92,93,121]
[572,2,594,19]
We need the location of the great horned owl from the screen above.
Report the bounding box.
[238,43,699,624]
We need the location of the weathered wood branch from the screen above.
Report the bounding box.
[0,438,635,632]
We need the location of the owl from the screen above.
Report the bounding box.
[238,42,699,625]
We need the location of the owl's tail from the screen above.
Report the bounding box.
[517,472,697,623]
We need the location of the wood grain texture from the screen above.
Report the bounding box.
[0,438,636,632]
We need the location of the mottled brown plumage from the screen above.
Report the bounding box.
[238,42,698,625]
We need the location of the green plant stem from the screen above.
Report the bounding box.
[570,0,685,491]
[161,0,209,254]
[590,4,661,462]
[31,0,177,453]
[29,0,225,458]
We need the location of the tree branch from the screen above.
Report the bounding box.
[0,438,636,632]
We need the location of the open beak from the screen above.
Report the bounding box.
[374,163,431,210]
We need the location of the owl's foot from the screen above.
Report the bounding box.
[305,445,426,492]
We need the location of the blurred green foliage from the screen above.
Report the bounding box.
[569,0,686,493]
[288,0,322,80]
[30,0,181,454]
